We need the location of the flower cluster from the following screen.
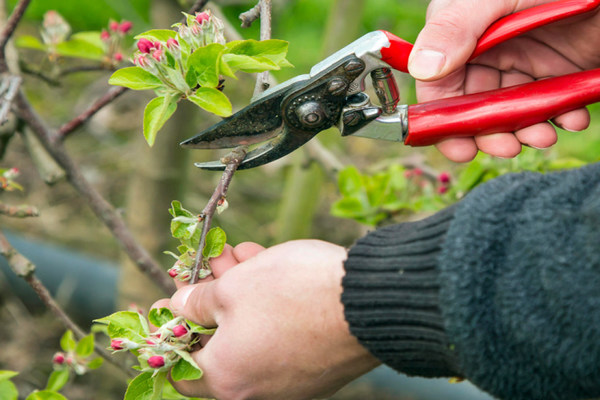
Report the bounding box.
[51,331,102,376]
[0,167,22,191]
[175,10,225,49]
[41,11,70,47]
[132,11,225,94]
[404,168,452,195]
[100,19,133,65]
[109,315,196,373]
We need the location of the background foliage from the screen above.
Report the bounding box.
[1,0,599,399]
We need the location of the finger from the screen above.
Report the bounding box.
[461,66,522,158]
[233,242,266,263]
[210,244,237,278]
[408,0,539,81]
[515,123,557,149]
[435,137,479,162]
[170,283,219,328]
[553,108,591,132]
[475,132,522,158]
[499,70,557,150]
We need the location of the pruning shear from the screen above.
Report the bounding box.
[181,0,600,170]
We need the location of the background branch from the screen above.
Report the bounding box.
[0,0,31,71]
[0,231,134,375]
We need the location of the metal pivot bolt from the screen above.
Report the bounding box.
[371,67,400,114]
[296,101,326,128]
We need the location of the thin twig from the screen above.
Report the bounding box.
[14,92,176,295]
[190,147,247,283]
[190,0,273,283]
[0,231,134,376]
[0,203,39,217]
[239,3,261,28]
[0,75,21,124]
[58,65,115,77]
[58,86,127,138]
[181,0,210,23]
[0,0,31,72]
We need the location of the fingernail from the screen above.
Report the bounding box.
[408,49,446,80]
[171,285,194,313]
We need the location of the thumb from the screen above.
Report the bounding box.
[408,0,534,81]
[170,283,218,328]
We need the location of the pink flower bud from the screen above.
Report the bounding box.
[119,21,133,34]
[152,41,162,49]
[111,339,124,351]
[168,268,178,278]
[53,352,65,365]
[166,38,179,49]
[146,339,156,345]
[403,170,412,179]
[438,172,451,184]
[437,186,449,194]
[100,29,110,41]
[134,54,148,68]
[113,52,123,62]
[147,355,165,368]
[137,38,153,53]
[152,48,164,62]
[109,21,119,32]
[172,324,188,338]
[413,168,423,176]
[195,11,210,24]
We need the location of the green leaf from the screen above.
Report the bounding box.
[0,371,18,381]
[25,391,67,400]
[187,87,232,117]
[94,311,147,342]
[75,334,94,358]
[87,357,103,370]
[148,308,174,328]
[124,373,154,400]
[225,39,291,67]
[188,43,225,88]
[171,358,202,382]
[221,54,279,73]
[186,320,216,335]
[15,35,46,51]
[337,166,363,196]
[331,196,367,219]
[169,201,201,248]
[70,31,105,51]
[203,227,226,259]
[109,67,162,91]
[0,379,18,400]
[173,350,202,379]
[135,29,176,42]
[55,38,104,60]
[143,95,179,146]
[45,370,69,392]
[60,331,76,352]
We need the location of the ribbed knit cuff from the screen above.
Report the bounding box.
[342,206,460,378]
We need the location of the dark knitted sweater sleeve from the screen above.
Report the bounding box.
[342,162,600,400]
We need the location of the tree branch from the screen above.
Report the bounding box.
[190,0,273,283]
[0,231,134,376]
[190,147,247,283]
[0,75,21,124]
[0,0,31,72]
[58,86,127,138]
[14,92,176,295]
[0,203,39,217]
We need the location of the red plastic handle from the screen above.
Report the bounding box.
[380,0,600,73]
[404,68,600,146]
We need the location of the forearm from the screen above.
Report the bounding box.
[342,162,600,400]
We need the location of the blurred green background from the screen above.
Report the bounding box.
[0,0,598,398]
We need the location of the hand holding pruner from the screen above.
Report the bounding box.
[181,0,600,170]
